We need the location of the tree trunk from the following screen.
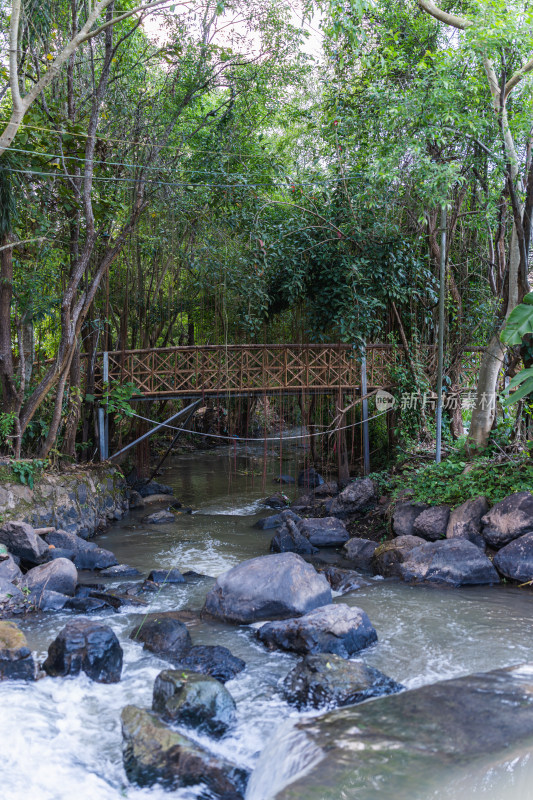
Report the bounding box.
[466,333,505,451]
[0,235,19,413]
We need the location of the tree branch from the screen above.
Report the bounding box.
[416,0,470,30]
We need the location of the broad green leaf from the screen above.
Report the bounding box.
[501,295,533,344]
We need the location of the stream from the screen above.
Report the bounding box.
[2,443,533,799]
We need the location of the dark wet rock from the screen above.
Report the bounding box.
[138,481,173,498]
[297,517,349,547]
[130,615,192,660]
[318,566,371,594]
[392,502,430,537]
[0,554,22,582]
[298,468,325,489]
[89,590,147,609]
[21,557,77,596]
[252,663,533,800]
[399,539,499,587]
[168,500,182,510]
[270,520,318,555]
[0,578,23,602]
[136,580,160,594]
[182,570,214,582]
[0,520,48,564]
[147,568,185,584]
[493,532,533,582]
[46,529,117,570]
[282,653,403,710]
[204,553,332,624]
[0,621,35,681]
[263,493,290,510]
[121,705,248,796]
[412,505,450,541]
[342,537,379,572]
[257,603,377,657]
[99,564,142,577]
[325,478,376,519]
[142,510,175,525]
[482,492,533,548]
[128,490,144,509]
[43,619,123,682]
[170,645,245,683]
[64,595,111,613]
[372,535,426,577]
[75,582,105,597]
[74,547,118,570]
[290,493,315,514]
[313,481,339,497]
[273,475,296,485]
[447,497,488,549]
[28,589,69,611]
[254,510,301,530]
[153,668,237,736]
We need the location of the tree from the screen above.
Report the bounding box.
[417,0,533,448]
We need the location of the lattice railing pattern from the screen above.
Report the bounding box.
[92,344,484,398]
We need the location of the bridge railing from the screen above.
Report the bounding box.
[91,343,484,398]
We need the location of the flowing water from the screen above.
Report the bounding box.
[2,443,533,800]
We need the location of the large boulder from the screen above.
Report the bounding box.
[399,539,499,587]
[297,517,349,547]
[446,497,489,549]
[493,532,533,582]
[254,510,301,530]
[281,653,403,710]
[152,669,236,737]
[0,554,22,582]
[20,557,77,596]
[0,521,48,564]
[43,619,123,682]
[257,603,377,657]
[342,537,379,571]
[203,553,332,624]
[392,502,429,537]
[297,468,324,489]
[121,705,248,796]
[270,520,317,555]
[482,492,533,548]
[372,535,426,577]
[318,566,371,594]
[130,616,192,660]
[138,480,173,497]
[0,621,35,681]
[325,478,376,519]
[169,645,245,683]
[47,531,118,570]
[412,505,450,541]
[247,663,533,800]
[263,493,290,510]
[147,568,185,584]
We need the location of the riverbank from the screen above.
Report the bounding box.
[1,445,533,799]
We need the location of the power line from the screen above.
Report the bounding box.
[130,408,388,441]
[4,164,363,189]
[0,118,286,161]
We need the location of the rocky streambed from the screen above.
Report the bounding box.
[1,447,533,800]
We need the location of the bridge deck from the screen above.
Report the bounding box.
[94,343,483,399]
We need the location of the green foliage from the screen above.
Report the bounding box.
[10,459,46,489]
[102,382,142,418]
[396,454,533,507]
[501,292,533,346]
[0,412,17,447]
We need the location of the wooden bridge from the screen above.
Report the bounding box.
[94,342,482,400]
